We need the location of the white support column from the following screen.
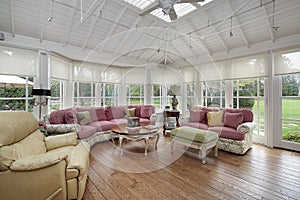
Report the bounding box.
[194,70,201,106]
[144,68,151,105]
[225,80,233,108]
[95,82,101,106]
[118,69,127,105]
[64,62,74,108]
[181,83,187,119]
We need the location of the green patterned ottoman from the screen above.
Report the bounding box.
[170,126,219,164]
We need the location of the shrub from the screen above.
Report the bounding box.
[282,131,300,143]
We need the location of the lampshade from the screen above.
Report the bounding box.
[31,89,51,96]
[167,85,180,96]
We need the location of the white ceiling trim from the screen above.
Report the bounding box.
[39,0,48,43]
[9,0,15,38]
[261,5,275,43]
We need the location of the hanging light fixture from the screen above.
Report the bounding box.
[47,0,54,22]
[229,16,233,37]
[272,0,279,31]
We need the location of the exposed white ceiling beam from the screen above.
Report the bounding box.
[183,20,212,56]
[261,5,275,43]
[9,0,15,38]
[113,17,142,56]
[147,40,168,62]
[98,8,127,54]
[125,21,157,58]
[81,0,106,50]
[225,0,250,48]
[62,0,80,47]
[39,0,48,43]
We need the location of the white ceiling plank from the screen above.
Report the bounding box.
[98,7,127,54]
[113,17,142,56]
[10,0,15,37]
[39,0,48,43]
[261,5,275,43]
[81,0,106,50]
[226,0,250,48]
[125,21,157,58]
[62,0,80,47]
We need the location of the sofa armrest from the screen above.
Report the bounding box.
[237,122,256,134]
[10,151,68,171]
[67,141,90,179]
[46,124,80,134]
[45,132,78,151]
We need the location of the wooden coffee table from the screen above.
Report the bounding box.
[111,123,160,156]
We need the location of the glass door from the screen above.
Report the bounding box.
[280,74,300,151]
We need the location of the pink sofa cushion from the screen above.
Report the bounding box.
[110,118,128,125]
[140,106,154,118]
[89,121,116,132]
[95,107,107,121]
[190,110,205,122]
[65,108,77,124]
[224,112,243,129]
[224,108,253,122]
[76,107,98,122]
[106,106,126,120]
[208,126,245,140]
[77,125,97,139]
[139,118,151,125]
[50,110,66,124]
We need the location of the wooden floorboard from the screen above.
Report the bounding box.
[83,135,300,200]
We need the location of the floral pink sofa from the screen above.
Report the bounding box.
[46,105,155,146]
[181,106,256,154]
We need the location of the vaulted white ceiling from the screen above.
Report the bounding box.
[0,0,300,68]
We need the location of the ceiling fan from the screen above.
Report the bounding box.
[139,0,205,21]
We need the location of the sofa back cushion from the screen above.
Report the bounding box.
[190,110,206,122]
[224,112,244,129]
[0,111,39,147]
[65,108,77,124]
[106,106,127,120]
[0,129,47,171]
[76,107,98,122]
[50,109,66,124]
[95,107,107,121]
[140,106,154,118]
[224,108,253,122]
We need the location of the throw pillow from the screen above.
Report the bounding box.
[190,110,205,122]
[125,108,136,118]
[65,109,77,124]
[207,111,224,127]
[76,111,92,125]
[49,110,65,124]
[140,107,153,118]
[224,112,244,129]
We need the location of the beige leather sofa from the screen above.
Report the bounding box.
[0,111,90,200]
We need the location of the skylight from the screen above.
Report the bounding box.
[123,0,155,10]
[198,0,214,7]
[151,3,197,22]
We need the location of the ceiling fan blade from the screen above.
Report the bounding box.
[139,0,160,16]
[169,7,177,20]
[179,0,205,3]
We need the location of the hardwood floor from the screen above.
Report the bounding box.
[83,134,300,200]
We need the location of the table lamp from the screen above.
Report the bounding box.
[167,85,180,111]
[32,89,51,120]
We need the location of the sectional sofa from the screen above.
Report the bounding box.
[46,105,155,146]
[181,106,256,154]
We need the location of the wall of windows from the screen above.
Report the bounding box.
[126,84,144,105]
[50,79,64,111]
[74,82,95,107]
[101,83,118,106]
[152,84,163,110]
[233,78,265,138]
[202,81,225,108]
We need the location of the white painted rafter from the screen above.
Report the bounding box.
[62,0,80,47]
[39,0,48,43]
[125,21,157,58]
[225,0,250,48]
[98,8,127,54]
[10,0,15,37]
[113,17,142,56]
[261,5,275,43]
[81,0,106,50]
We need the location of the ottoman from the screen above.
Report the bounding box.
[170,126,219,164]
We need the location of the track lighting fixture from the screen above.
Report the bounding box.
[229,16,233,37]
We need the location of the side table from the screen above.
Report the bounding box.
[163,110,180,136]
